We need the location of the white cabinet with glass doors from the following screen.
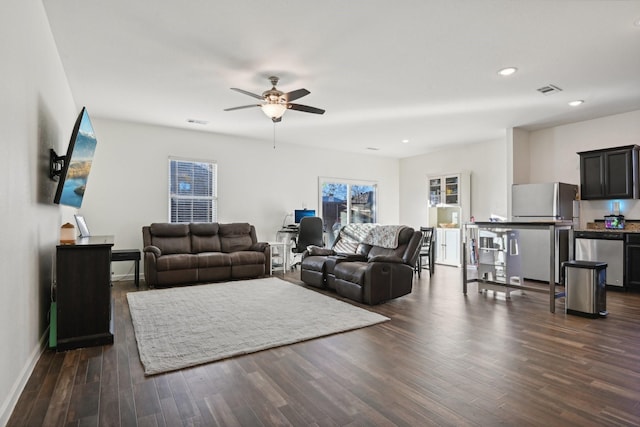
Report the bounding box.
[428,172,470,267]
[429,174,467,207]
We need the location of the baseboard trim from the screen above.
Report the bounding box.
[112,273,144,284]
[0,328,49,426]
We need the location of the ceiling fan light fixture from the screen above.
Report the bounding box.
[261,103,287,119]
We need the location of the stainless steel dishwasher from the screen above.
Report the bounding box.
[574,231,624,287]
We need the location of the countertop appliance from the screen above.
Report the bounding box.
[573,230,624,287]
[604,215,625,229]
[511,182,579,282]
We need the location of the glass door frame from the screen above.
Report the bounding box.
[318,177,378,246]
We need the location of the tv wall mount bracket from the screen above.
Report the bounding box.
[49,149,66,180]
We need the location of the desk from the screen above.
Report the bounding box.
[277,227,299,242]
[463,221,573,313]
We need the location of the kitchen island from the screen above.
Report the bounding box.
[463,221,574,313]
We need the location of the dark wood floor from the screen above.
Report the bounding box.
[8,266,640,426]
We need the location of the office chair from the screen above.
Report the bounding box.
[290,216,324,270]
[415,227,435,278]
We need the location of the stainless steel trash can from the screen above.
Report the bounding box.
[563,260,608,318]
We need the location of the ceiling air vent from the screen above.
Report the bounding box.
[537,84,563,95]
[187,118,209,125]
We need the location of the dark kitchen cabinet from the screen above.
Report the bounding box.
[56,236,114,351]
[578,145,639,200]
[625,234,640,291]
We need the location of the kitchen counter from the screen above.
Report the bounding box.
[472,221,574,227]
[463,221,573,313]
[582,222,640,232]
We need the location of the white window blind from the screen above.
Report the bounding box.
[168,157,217,223]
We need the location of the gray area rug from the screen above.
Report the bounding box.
[127,277,389,375]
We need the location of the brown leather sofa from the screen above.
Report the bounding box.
[300,224,421,305]
[142,222,269,287]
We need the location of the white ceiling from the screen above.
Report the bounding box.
[43,0,640,158]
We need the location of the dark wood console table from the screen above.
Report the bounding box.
[55,235,114,351]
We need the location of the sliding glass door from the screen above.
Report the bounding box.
[319,178,377,246]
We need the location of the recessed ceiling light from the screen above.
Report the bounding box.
[568,100,584,107]
[497,67,518,76]
[401,139,409,144]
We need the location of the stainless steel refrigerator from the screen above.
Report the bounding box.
[511,182,578,282]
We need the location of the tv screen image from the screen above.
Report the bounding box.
[53,107,98,208]
[294,209,316,223]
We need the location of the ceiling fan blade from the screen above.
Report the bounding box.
[288,103,325,114]
[283,88,310,102]
[230,88,264,100]
[224,104,261,111]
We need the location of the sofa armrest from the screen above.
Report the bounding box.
[251,242,269,252]
[368,255,404,264]
[143,245,161,257]
[307,246,335,256]
[333,253,368,262]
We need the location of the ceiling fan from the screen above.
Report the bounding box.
[224,76,325,123]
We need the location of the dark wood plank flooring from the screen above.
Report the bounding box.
[8,267,640,426]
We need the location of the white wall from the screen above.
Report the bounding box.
[0,1,77,424]
[399,137,509,229]
[527,110,640,227]
[79,118,401,278]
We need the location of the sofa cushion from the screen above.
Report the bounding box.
[219,223,254,253]
[228,251,265,266]
[149,223,191,255]
[156,254,198,272]
[334,261,368,285]
[196,252,231,268]
[190,223,222,253]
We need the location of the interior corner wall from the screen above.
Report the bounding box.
[78,118,400,278]
[399,137,509,228]
[511,127,531,185]
[0,1,77,424]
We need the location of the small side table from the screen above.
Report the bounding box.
[268,242,288,275]
[111,249,141,287]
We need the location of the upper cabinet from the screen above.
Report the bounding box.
[578,145,639,200]
[428,173,469,207]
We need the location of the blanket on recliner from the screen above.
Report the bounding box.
[334,224,405,250]
[361,225,406,249]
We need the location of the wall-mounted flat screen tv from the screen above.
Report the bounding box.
[52,107,97,208]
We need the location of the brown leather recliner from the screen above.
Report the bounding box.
[300,225,421,304]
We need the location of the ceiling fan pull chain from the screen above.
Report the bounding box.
[273,122,276,149]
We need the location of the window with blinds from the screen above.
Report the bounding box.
[168,157,217,223]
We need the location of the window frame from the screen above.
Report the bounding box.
[168,156,218,223]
